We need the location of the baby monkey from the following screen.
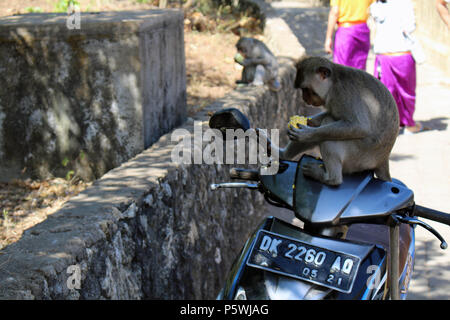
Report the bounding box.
[234,37,281,92]
[265,57,399,186]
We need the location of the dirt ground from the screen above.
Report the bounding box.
[185,31,242,115]
[0,1,258,249]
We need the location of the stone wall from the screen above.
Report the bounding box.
[0,7,307,299]
[0,10,186,181]
[0,20,306,300]
[411,0,450,75]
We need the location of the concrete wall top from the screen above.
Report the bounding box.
[0,9,183,40]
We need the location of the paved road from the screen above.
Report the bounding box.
[263,1,450,299]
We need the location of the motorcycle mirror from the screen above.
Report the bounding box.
[209,108,251,139]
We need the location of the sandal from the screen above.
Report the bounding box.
[403,122,431,135]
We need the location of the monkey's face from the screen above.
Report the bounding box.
[237,48,247,58]
[236,38,252,58]
[295,64,331,107]
[297,73,328,107]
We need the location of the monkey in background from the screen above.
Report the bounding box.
[234,37,281,92]
[263,56,399,186]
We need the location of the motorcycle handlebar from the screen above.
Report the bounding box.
[414,205,450,226]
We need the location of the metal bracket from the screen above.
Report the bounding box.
[388,215,400,300]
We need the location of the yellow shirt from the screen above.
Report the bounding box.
[330,0,375,23]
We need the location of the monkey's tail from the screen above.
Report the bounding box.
[270,78,282,115]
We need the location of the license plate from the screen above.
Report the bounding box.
[246,230,361,294]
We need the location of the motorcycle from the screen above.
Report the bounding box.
[209,108,450,300]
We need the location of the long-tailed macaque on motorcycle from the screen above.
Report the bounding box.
[266,56,399,186]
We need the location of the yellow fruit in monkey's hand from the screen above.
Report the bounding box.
[289,115,309,129]
[234,53,245,64]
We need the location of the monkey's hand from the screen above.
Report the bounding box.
[240,58,252,67]
[308,111,329,127]
[307,117,322,128]
[287,123,315,143]
[243,58,268,67]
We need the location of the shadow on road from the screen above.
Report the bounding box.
[271,6,329,56]
[408,238,450,299]
[390,154,416,162]
[420,117,449,132]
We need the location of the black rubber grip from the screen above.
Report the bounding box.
[229,168,259,181]
[414,205,450,226]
